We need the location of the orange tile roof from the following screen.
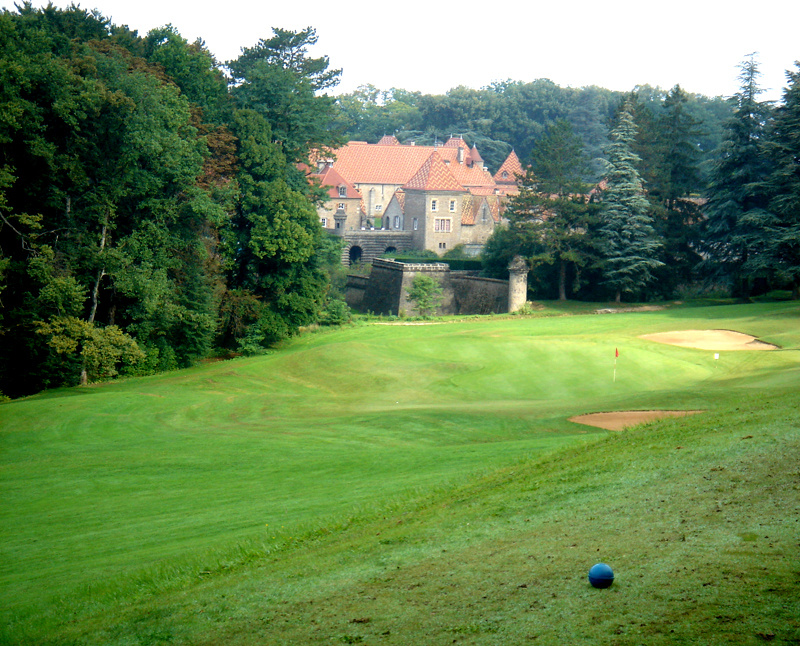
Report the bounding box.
[445,155,496,189]
[469,145,483,164]
[403,151,465,192]
[494,150,524,184]
[323,139,500,189]
[461,194,477,225]
[468,186,501,196]
[310,165,362,199]
[377,135,400,145]
[460,194,503,226]
[328,143,436,185]
[443,136,468,148]
[392,189,406,213]
[309,166,361,199]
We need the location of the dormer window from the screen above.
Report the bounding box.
[338,185,347,197]
[502,171,509,179]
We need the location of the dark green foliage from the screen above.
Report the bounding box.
[529,119,590,195]
[228,27,343,164]
[0,6,222,394]
[629,87,705,297]
[335,80,625,173]
[485,121,600,301]
[762,63,800,298]
[598,100,663,302]
[216,107,328,349]
[701,55,775,296]
[406,274,443,317]
[334,85,423,144]
[440,259,483,271]
[318,298,351,326]
[0,9,335,395]
[143,25,231,124]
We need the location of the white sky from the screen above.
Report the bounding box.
[24,0,799,102]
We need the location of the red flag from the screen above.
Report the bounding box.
[615,348,619,358]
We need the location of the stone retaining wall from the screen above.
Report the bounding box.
[347,259,516,316]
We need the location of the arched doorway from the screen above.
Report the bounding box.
[348,245,363,265]
[384,246,397,256]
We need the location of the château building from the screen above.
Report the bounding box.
[308,135,522,263]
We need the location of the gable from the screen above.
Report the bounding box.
[403,151,465,192]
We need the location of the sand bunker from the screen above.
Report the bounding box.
[640,329,777,351]
[569,410,704,431]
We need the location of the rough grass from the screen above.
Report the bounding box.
[1,301,799,644]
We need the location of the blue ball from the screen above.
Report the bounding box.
[588,563,614,588]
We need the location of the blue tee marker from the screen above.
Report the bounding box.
[588,563,614,588]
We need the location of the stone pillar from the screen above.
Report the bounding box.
[507,255,529,313]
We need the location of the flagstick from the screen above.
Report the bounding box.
[613,356,617,383]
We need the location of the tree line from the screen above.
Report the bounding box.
[0,4,346,398]
[478,56,800,303]
[334,80,730,186]
[337,60,798,304]
[1,4,797,398]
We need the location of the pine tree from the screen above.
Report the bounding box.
[512,121,600,300]
[599,99,663,302]
[702,54,774,295]
[651,86,706,295]
[763,63,800,298]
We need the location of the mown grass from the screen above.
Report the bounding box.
[1,301,799,644]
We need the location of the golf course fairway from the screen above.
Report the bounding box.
[1,300,798,644]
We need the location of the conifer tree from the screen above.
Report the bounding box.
[763,63,800,298]
[509,120,600,300]
[702,54,774,295]
[599,99,663,302]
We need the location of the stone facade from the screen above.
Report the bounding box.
[308,136,523,263]
[340,230,415,265]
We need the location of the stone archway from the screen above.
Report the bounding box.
[348,245,363,265]
[384,246,397,256]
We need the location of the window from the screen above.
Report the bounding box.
[338,185,347,197]
[434,218,451,233]
[375,204,383,212]
[321,218,327,227]
[413,218,418,231]
[502,171,509,179]
[449,199,456,212]
[337,202,345,210]
[439,242,447,249]
[394,216,400,229]
[430,199,438,212]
